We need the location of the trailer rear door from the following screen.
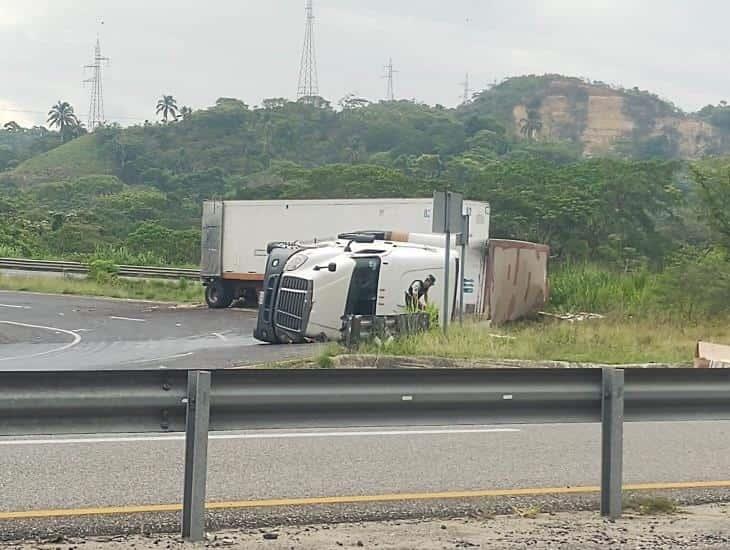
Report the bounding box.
[200,201,224,276]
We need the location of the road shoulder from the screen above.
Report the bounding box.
[2,503,729,549]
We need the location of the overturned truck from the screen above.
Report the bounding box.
[254,233,457,344]
[253,232,550,344]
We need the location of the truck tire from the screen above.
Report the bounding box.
[205,281,234,309]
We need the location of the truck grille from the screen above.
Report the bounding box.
[275,276,311,333]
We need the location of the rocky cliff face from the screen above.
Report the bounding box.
[511,80,719,157]
[474,76,724,158]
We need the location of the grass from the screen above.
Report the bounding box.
[625,496,679,515]
[13,134,115,183]
[315,343,341,368]
[0,273,203,303]
[357,317,730,364]
[0,244,24,258]
[511,505,542,519]
[549,263,659,315]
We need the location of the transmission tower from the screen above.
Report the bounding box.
[383,58,397,101]
[83,35,110,130]
[459,73,472,104]
[296,0,319,101]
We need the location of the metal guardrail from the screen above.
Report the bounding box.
[1,367,730,540]
[0,257,200,280]
[342,313,430,348]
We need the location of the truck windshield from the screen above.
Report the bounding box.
[344,257,381,316]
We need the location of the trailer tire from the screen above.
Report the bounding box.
[205,281,234,309]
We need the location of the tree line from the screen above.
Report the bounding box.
[0,91,728,286]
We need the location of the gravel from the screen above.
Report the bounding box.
[2,502,729,549]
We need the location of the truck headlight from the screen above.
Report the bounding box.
[285,254,308,271]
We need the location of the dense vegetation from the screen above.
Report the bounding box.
[1,76,729,318]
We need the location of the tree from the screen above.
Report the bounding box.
[156,95,179,123]
[3,121,22,133]
[339,94,370,110]
[691,163,730,248]
[262,98,287,110]
[47,101,80,141]
[519,108,543,140]
[179,106,193,120]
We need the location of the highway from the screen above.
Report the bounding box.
[2,291,730,537]
[1,421,729,521]
[0,291,317,370]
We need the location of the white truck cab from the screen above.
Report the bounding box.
[254,234,458,344]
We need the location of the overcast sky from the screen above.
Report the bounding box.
[1,1,728,127]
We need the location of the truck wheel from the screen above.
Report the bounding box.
[205,282,234,309]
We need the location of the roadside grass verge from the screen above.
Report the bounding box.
[0,273,203,303]
[357,317,730,364]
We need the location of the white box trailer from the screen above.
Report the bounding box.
[200,198,490,310]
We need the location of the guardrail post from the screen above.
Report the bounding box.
[350,316,362,348]
[182,370,211,541]
[601,367,624,519]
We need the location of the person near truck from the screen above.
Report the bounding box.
[405,274,436,311]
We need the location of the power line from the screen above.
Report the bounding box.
[296,0,319,102]
[383,58,397,101]
[0,107,138,122]
[83,34,110,130]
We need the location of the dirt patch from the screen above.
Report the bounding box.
[4,503,729,549]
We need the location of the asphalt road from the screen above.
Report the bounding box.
[0,291,318,370]
[2,292,730,538]
[1,421,729,514]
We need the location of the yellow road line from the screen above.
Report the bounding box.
[2,480,730,521]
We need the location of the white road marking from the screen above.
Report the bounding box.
[213,332,227,341]
[71,328,93,333]
[129,351,194,364]
[0,303,30,309]
[109,316,146,322]
[0,427,521,446]
[0,321,82,362]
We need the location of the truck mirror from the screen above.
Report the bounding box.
[328,262,337,272]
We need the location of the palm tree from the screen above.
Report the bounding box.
[3,121,22,133]
[156,95,179,123]
[47,101,80,141]
[519,108,543,140]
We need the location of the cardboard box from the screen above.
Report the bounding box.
[694,341,730,368]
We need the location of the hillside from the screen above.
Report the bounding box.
[3,76,729,191]
[12,133,116,184]
[1,74,729,272]
[461,75,730,158]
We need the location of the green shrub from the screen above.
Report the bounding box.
[88,259,119,284]
[653,247,730,320]
[0,244,23,258]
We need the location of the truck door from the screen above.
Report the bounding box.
[200,201,223,276]
[345,257,381,316]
